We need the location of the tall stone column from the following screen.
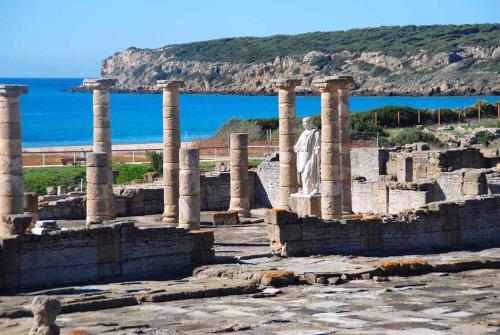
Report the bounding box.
[157,80,184,224]
[274,79,301,209]
[229,133,250,217]
[314,79,342,220]
[179,148,200,230]
[83,78,116,219]
[86,152,110,225]
[0,85,28,236]
[337,76,354,213]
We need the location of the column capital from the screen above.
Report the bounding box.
[83,78,117,90]
[156,80,185,91]
[313,76,354,91]
[273,78,301,90]
[0,85,28,97]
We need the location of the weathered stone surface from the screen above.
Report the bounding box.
[212,211,240,226]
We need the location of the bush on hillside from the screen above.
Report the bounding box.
[380,128,442,147]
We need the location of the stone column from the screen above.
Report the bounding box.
[337,76,354,212]
[157,80,184,224]
[0,85,28,236]
[314,79,342,220]
[179,148,200,230]
[274,79,301,209]
[86,152,110,225]
[83,78,116,219]
[229,133,250,217]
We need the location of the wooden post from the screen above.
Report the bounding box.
[374,112,378,125]
[397,110,400,127]
[457,109,461,124]
[478,102,481,122]
[417,110,421,125]
[437,109,441,125]
[497,103,500,121]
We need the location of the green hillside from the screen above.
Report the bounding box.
[163,24,499,63]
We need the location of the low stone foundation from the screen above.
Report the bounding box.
[267,195,500,257]
[0,222,215,291]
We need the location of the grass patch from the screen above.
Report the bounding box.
[24,163,154,195]
[24,166,86,195]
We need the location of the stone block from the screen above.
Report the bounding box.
[0,214,31,236]
[190,230,215,251]
[274,223,302,242]
[212,211,239,225]
[264,209,298,225]
[289,193,321,218]
[191,250,215,265]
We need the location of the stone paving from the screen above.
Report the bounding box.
[2,269,499,334]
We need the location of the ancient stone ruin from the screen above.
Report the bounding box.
[0,77,499,294]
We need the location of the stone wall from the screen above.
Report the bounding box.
[254,154,280,208]
[267,195,500,257]
[0,221,214,291]
[351,148,391,182]
[38,171,256,220]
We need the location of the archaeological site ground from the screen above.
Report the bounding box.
[0,75,499,335]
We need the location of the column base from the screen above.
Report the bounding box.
[178,222,201,230]
[162,215,178,226]
[228,207,251,218]
[289,193,321,218]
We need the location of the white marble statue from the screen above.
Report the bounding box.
[294,117,321,194]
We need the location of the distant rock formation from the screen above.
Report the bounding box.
[88,24,500,96]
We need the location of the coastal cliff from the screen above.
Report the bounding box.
[97,24,500,96]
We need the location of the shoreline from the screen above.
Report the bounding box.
[69,86,500,97]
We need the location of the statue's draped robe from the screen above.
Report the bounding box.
[294,128,321,194]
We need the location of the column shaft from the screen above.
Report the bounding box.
[320,90,342,220]
[0,85,28,236]
[84,78,117,220]
[338,88,352,212]
[86,152,110,225]
[178,148,200,230]
[157,80,184,224]
[275,79,301,209]
[229,133,250,217]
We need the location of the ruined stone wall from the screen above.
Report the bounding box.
[267,195,500,256]
[254,155,280,208]
[38,172,256,220]
[351,148,391,182]
[0,221,214,291]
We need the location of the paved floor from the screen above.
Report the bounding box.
[3,269,499,334]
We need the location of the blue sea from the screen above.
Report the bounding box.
[2,78,499,148]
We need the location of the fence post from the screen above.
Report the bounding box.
[376,132,380,148]
[437,109,441,126]
[497,103,500,121]
[73,152,77,165]
[478,103,481,122]
[374,112,378,125]
[397,110,400,127]
[417,110,421,124]
[457,109,461,124]
[132,151,135,163]
[42,153,46,166]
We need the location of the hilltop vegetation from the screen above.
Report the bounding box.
[163,24,499,63]
[100,24,500,96]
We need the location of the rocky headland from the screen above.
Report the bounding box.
[81,24,500,96]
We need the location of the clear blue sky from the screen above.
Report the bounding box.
[1,0,498,77]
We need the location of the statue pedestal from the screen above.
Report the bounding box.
[289,193,321,218]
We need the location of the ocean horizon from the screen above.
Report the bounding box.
[2,78,499,148]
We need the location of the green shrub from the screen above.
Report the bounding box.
[475,131,494,145]
[113,163,153,184]
[146,151,163,174]
[213,118,264,141]
[356,60,374,71]
[371,66,392,77]
[381,128,441,147]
